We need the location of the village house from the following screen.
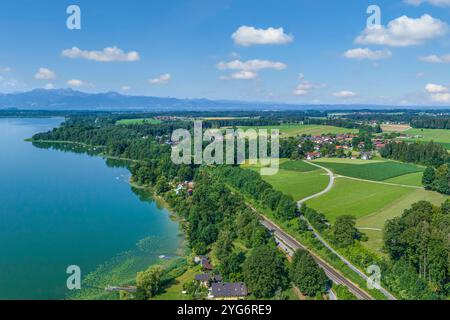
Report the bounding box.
[208,282,248,300]
[306,152,321,160]
[194,273,222,288]
[195,255,213,271]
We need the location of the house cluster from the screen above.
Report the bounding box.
[175,180,195,196]
[194,255,248,300]
[303,133,394,161]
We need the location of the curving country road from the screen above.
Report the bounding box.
[297,160,397,300]
[298,161,335,204]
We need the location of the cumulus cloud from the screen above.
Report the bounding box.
[425,83,448,93]
[67,79,91,88]
[217,59,286,71]
[420,54,450,63]
[344,48,392,60]
[293,74,324,96]
[232,26,293,46]
[355,14,448,47]
[62,46,140,62]
[121,85,131,91]
[221,71,258,81]
[425,83,450,102]
[333,90,357,98]
[405,0,450,7]
[149,73,171,85]
[218,59,286,81]
[34,67,56,80]
[44,83,55,90]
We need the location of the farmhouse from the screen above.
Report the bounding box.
[195,255,213,271]
[208,282,248,300]
[194,273,223,287]
[306,152,321,160]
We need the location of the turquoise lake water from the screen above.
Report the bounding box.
[0,118,181,299]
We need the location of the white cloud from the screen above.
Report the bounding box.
[149,73,171,85]
[67,79,90,87]
[217,59,287,71]
[344,48,392,60]
[218,59,286,81]
[232,26,293,46]
[121,85,131,91]
[420,54,450,63]
[0,67,12,72]
[62,46,140,62]
[333,90,357,98]
[44,83,55,90]
[425,83,448,93]
[221,71,258,80]
[405,0,450,7]
[34,67,56,80]
[293,74,325,96]
[355,14,448,47]
[425,83,450,102]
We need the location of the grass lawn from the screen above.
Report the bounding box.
[306,178,413,222]
[313,159,424,181]
[116,118,163,125]
[279,159,319,172]
[383,172,424,187]
[152,265,201,300]
[356,189,448,254]
[399,128,450,150]
[236,124,358,137]
[243,159,329,201]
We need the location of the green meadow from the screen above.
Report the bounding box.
[116,118,163,125]
[305,178,413,222]
[244,160,329,201]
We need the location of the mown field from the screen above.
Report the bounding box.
[244,159,329,201]
[116,118,163,125]
[236,124,358,137]
[356,188,448,252]
[313,158,424,182]
[398,128,450,150]
[306,178,413,222]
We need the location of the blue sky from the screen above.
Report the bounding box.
[1,0,450,105]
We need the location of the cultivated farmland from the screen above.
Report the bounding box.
[313,159,424,182]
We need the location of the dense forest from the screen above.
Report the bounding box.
[380,141,448,167]
[383,200,450,299]
[411,117,450,129]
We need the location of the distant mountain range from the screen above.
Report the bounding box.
[0,88,445,111]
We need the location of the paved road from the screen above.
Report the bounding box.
[298,161,335,204]
[297,160,397,301]
[260,216,374,300]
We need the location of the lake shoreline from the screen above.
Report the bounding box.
[26,139,187,300]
